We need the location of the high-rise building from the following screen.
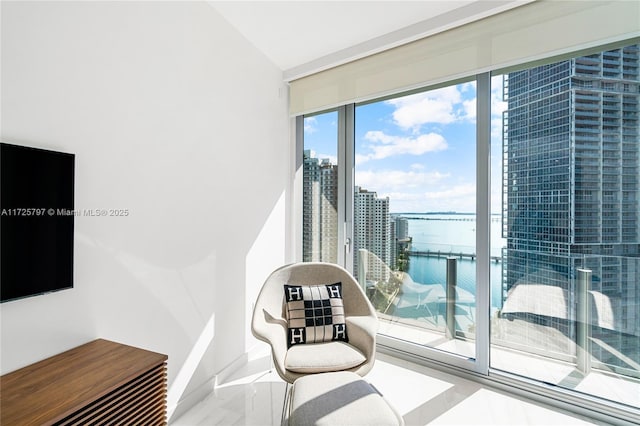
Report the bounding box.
[391,215,411,271]
[354,186,391,281]
[303,152,397,277]
[394,216,409,241]
[502,44,640,365]
[389,218,397,272]
[303,150,338,263]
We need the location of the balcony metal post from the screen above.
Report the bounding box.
[446,257,457,340]
[576,268,592,375]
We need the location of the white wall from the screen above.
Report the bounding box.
[0,0,288,417]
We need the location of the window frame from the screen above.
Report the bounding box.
[293,41,640,425]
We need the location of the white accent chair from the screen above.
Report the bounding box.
[251,262,378,384]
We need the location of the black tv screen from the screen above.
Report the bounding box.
[1,143,75,302]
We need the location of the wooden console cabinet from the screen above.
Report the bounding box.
[0,339,168,425]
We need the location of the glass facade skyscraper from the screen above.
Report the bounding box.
[502,44,640,371]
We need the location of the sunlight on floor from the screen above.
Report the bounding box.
[378,319,640,409]
[171,349,607,425]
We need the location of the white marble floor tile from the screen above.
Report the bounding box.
[171,352,611,426]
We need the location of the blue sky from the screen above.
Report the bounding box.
[304,77,506,213]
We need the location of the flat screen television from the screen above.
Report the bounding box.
[1,142,75,303]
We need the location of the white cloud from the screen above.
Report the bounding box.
[424,183,475,200]
[491,185,503,214]
[355,153,371,165]
[463,98,476,122]
[385,85,474,131]
[356,169,449,192]
[383,192,425,201]
[371,182,476,213]
[460,82,475,93]
[358,131,447,164]
[380,78,505,137]
[355,169,478,213]
[420,183,477,212]
[491,75,507,141]
[382,192,426,213]
[304,116,318,134]
[491,117,504,143]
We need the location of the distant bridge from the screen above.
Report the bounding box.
[409,250,501,263]
[400,216,501,222]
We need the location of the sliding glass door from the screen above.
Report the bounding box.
[302,110,340,264]
[353,80,479,363]
[490,44,640,410]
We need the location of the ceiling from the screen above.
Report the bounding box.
[209,1,531,80]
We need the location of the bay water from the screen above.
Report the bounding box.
[404,213,505,309]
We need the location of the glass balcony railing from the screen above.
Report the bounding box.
[358,247,479,339]
[359,243,640,409]
[492,251,640,407]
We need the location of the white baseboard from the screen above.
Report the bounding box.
[168,349,262,423]
[168,375,216,423]
[214,352,250,388]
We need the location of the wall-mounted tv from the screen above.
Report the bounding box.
[1,143,75,303]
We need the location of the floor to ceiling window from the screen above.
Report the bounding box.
[298,42,639,418]
[490,45,640,409]
[353,80,479,361]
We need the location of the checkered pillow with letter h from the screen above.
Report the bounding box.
[284,282,348,347]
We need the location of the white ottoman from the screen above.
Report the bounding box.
[283,371,404,426]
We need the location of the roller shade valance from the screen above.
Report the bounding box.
[290,0,640,116]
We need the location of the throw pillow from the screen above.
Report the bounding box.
[284,282,348,347]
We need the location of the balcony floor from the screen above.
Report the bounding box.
[378,318,640,409]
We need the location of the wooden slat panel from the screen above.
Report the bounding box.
[63,364,165,425]
[57,364,165,425]
[100,378,166,425]
[0,339,167,426]
[59,364,166,426]
[116,391,165,425]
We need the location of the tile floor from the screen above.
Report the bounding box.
[171,349,613,426]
